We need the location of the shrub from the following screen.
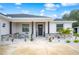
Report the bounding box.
[30,34,33,41]
[74,33,79,40]
[73,40,79,43]
[30,38,33,41]
[66,40,71,43]
[30,37,33,41]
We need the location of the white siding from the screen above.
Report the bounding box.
[64,23,73,33]
[45,22,57,33]
[12,22,32,35]
[50,22,73,33]
[12,23,17,34]
[50,22,56,33]
[0,19,9,35]
[64,23,72,29]
[77,28,79,33]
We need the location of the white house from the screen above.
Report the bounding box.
[0,13,76,38]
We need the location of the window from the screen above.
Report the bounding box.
[56,24,63,32]
[2,23,6,27]
[22,24,29,33]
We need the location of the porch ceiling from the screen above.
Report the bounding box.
[11,18,53,22]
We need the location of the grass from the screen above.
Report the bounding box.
[66,39,79,43]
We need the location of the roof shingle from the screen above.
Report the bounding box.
[5,14,50,18]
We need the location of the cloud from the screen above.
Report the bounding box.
[15,3,22,5]
[61,3,78,6]
[40,9,45,16]
[21,10,30,14]
[52,14,62,19]
[40,9,45,13]
[0,5,4,11]
[40,13,44,16]
[52,12,69,19]
[52,14,58,18]
[44,3,60,10]
[61,10,70,16]
[0,5,3,8]
[52,10,71,19]
[16,6,21,9]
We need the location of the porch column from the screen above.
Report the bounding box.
[48,22,50,34]
[32,22,34,35]
[9,22,12,34]
[44,22,45,36]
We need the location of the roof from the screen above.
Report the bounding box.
[74,26,79,28]
[5,14,50,18]
[53,18,77,23]
[54,19,65,21]
[0,13,5,16]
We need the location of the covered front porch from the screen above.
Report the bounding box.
[11,22,50,38]
[10,18,52,38]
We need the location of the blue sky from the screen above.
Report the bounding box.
[0,3,79,19]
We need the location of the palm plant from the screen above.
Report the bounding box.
[58,28,72,39]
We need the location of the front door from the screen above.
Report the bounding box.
[38,24,43,36]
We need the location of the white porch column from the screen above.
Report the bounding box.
[33,22,36,37]
[45,22,48,34]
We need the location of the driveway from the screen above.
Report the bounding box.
[0,39,79,55]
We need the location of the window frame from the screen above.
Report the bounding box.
[22,24,29,33]
[56,24,63,32]
[2,23,6,27]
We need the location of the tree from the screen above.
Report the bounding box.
[58,28,72,39]
[70,10,79,20]
[63,14,70,20]
[62,10,79,27]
